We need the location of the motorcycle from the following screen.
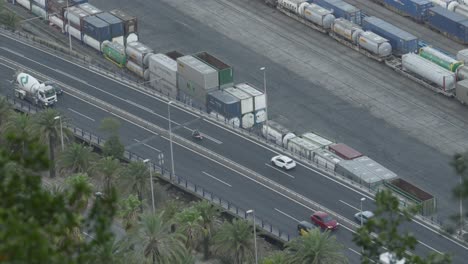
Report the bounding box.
[192,130,203,140]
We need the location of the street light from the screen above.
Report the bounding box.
[143,159,156,213]
[54,116,64,151]
[460,176,464,236]
[260,67,268,141]
[246,209,258,264]
[360,197,366,227]
[168,101,175,181]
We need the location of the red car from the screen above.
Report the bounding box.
[311,211,339,230]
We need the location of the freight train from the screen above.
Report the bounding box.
[267,0,468,101]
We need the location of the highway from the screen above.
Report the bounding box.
[1,33,467,263]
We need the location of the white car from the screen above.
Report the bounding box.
[271,155,296,170]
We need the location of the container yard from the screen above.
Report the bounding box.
[261,120,296,146]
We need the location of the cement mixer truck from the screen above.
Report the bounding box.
[14,72,58,107]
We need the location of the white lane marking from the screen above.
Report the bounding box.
[0,60,16,70]
[348,248,362,256]
[67,108,95,121]
[125,99,157,114]
[3,35,463,251]
[265,163,295,179]
[0,47,25,57]
[54,68,88,84]
[274,208,301,223]
[133,139,161,152]
[184,126,223,144]
[339,200,360,211]
[202,171,232,187]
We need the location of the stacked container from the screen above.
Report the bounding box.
[109,9,138,45]
[207,90,242,125]
[223,87,255,129]
[148,53,178,98]
[381,0,433,22]
[261,120,296,146]
[194,52,234,89]
[101,41,126,67]
[301,132,333,148]
[82,16,111,51]
[427,6,468,44]
[311,0,362,25]
[456,79,468,104]
[16,0,32,11]
[328,143,362,160]
[77,3,101,16]
[311,148,342,171]
[177,55,219,110]
[125,41,153,80]
[64,6,89,30]
[47,0,69,30]
[235,83,266,124]
[31,0,49,20]
[96,12,125,45]
[287,136,321,160]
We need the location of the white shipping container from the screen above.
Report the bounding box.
[255,109,266,124]
[126,33,139,44]
[16,0,31,10]
[83,34,101,52]
[278,0,307,14]
[177,56,218,89]
[235,83,266,110]
[457,49,468,64]
[127,60,150,80]
[241,113,255,129]
[66,24,83,42]
[456,79,468,104]
[224,87,254,114]
[126,41,154,67]
[300,3,335,29]
[312,148,342,171]
[149,74,178,98]
[210,111,241,128]
[49,15,64,32]
[261,120,295,146]
[32,0,46,8]
[78,3,102,15]
[112,36,124,46]
[65,6,89,28]
[149,54,177,85]
[287,137,321,160]
[402,53,456,91]
[31,4,47,20]
[301,132,333,147]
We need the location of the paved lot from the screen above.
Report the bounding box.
[93,0,468,220]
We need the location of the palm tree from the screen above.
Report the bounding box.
[3,112,32,155]
[65,173,94,213]
[175,207,203,251]
[88,236,144,264]
[121,161,150,211]
[285,228,348,264]
[59,143,98,175]
[261,251,289,264]
[0,96,13,129]
[94,156,122,192]
[194,200,220,259]
[118,194,141,231]
[32,109,67,178]
[131,212,186,264]
[213,219,254,264]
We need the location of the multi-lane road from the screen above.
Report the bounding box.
[1,33,467,263]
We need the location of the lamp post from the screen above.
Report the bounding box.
[360,197,366,227]
[54,116,64,151]
[168,101,175,181]
[246,209,258,264]
[260,67,268,141]
[143,159,156,213]
[460,176,464,236]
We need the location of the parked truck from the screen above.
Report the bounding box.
[14,73,58,107]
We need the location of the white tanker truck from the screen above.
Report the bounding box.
[14,72,58,107]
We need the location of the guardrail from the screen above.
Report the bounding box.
[4,95,293,242]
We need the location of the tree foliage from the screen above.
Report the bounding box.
[103,134,125,159]
[118,194,141,231]
[213,219,254,264]
[121,161,150,211]
[59,143,98,174]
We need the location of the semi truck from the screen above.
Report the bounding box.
[14,73,58,107]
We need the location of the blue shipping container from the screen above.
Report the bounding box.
[427,6,468,44]
[96,12,124,38]
[383,0,433,22]
[310,0,362,25]
[82,16,111,42]
[362,16,418,56]
[207,90,241,119]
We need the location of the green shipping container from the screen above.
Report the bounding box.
[102,41,127,67]
[419,49,463,72]
[195,52,234,88]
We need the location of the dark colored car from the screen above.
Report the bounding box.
[311,211,339,230]
[297,220,316,236]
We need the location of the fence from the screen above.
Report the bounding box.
[4,96,293,242]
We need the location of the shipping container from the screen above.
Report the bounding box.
[109,9,138,35]
[457,49,468,63]
[287,136,321,160]
[311,0,362,25]
[358,31,392,57]
[278,0,307,14]
[32,0,47,9]
[331,18,363,43]
[16,0,32,10]
[125,41,154,67]
[49,15,64,31]
[65,24,82,41]
[300,3,335,29]
[456,79,468,104]
[77,3,101,16]
[430,0,454,9]
[328,143,362,160]
[194,52,234,88]
[82,16,111,42]
[150,75,178,98]
[335,156,398,189]
[253,109,267,124]
[177,74,217,110]
[362,16,418,55]
[96,12,124,43]
[312,148,342,171]
[301,132,333,147]
[148,53,177,86]
[126,60,149,80]
[101,40,126,67]
[31,3,48,20]
[261,120,296,146]
[165,51,185,60]
[83,34,101,52]
[378,0,433,22]
[47,0,70,19]
[64,6,89,30]
[241,113,255,129]
[385,178,436,216]
[177,56,219,89]
[235,83,266,110]
[448,2,468,18]
[457,65,468,80]
[223,87,254,115]
[402,53,456,91]
[427,6,468,44]
[210,111,241,128]
[419,46,463,72]
[207,90,242,119]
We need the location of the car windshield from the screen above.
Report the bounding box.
[286,160,294,164]
[44,88,56,97]
[323,216,333,223]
